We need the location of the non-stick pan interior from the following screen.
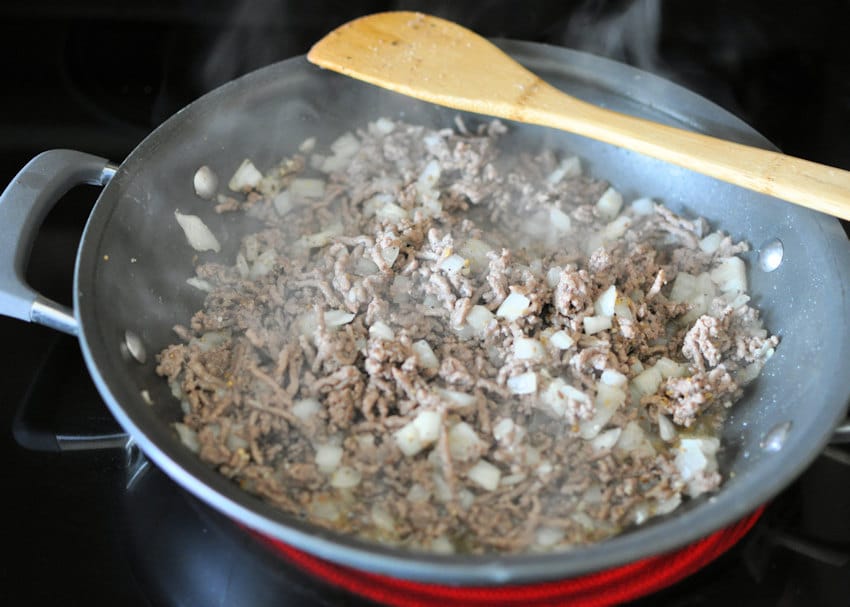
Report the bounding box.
[74,41,850,582]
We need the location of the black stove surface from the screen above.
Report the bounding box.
[2,2,849,606]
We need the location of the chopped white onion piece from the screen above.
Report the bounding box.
[369,321,395,341]
[546,155,582,184]
[354,257,379,276]
[467,460,501,491]
[310,498,340,522]
[375,202,409,222]
[631,197,656,215]
[407,483,431,503]
[493,418,516,442]
[507,371,538,395]
[549,330,575,349]
[710,256,747,295]
[458,239,492,273]
[675,437,720,496]
[140,389,153,405]
[325,310,356,327]
[579,383,625,439]
[594,285,617,317]
[372,117,395,135]
[546,266,562,288]
[435,388,476,408]
[616,421,655,458]
[604,215,632,240]
[596,187,623,220]
[193,165,218,200]
[513,338,545,361]
[412,339,439,369]
[655,357,688,378]
[186,277,213,292]
[439,253,466,275]
[535,526,566,547]
[315,444,344,473]
[292,397,320,421]
[289,178,326,200]
[174,210,221,253]
[298,136,316,153]
[613,300,633,320]
[501,473,527,486]
[381,246,400,267]
[330,466,361,489]
[430,536,455,554]
[699,232,723,254]
[416,159,441,192]
[583,315,612,335]
[549,207,572,232]
[656,493,682,515]
[370,505,396,532]
[330,132,361,158]
[228,159,263,191]
[465,305,495,334]
[600,369,627,387]
[669,272,697,303]
[448,422,483,461]
[496,292,531,321]
[174,423,200,453]
[657,412,677,442]
[299,223,343,249]
[394,410,442,457]
[590,427,622,453]
[541,378,591,418]
[633,366,663,396]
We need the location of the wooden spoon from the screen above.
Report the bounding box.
[308,11,850,221]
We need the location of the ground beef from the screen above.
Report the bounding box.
[158,118,779,555]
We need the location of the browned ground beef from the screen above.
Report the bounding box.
[158,118,778,554]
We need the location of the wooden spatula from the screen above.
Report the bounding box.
[308,11,850,221]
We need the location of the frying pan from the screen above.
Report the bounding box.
[2,41,850,584]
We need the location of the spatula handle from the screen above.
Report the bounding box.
[526,85,850,220]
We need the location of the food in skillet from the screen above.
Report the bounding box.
[157,117,778,554]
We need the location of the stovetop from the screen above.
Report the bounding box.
[1,2,849,606]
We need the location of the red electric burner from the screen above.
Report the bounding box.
[255,507,764,607]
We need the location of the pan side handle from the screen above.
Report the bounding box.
[0,150,117,335]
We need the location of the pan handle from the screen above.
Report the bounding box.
[830,420,850,444]
[0,150,117,335]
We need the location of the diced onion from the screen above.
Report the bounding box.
[394,410,441,456]
[699,232,723,254]
[633,366,663,396]
[458,239,492,273]
[448,422,483,461]
[375,202,409,222]
[325,310,356,327]
[289,178,326,200]
[369,321,395,341]
[299,223,343,248]
[370,505,396,532]
[655,357,688,378]
[330,466,361,489]
[579,383,625,439]
[583,315,612,335]
[465,305,495,334]
[541,378,591,418]
[546,156,582,184]
[293,398,320,421]
[331,132,361,158]
[535,526,565,547]
[513,338,545,361]
[549,207,572,232]
[600,369,627,387]
[596,187,623,220]
[546,266,562,288]
[467,460,501,491]
[174,210,221,253]
[186,277,213,292]
[381,246,400,267]
[496,292,531,321]
[507,371,538,395]
[372,117,396,135]
[604,216,632,240]
[412,340,439,369]
[631,197,655,215]
[435,388,475,408]
[174,423,200,453]
[315,444,343,473]
[657,412,677,442]
[493,418,516,443]
[549,330,575,349]
[710,256,747,295]
[228,159,263,191]
[590,427,622,453]
[594,285,617,317]
[439,254,466,275]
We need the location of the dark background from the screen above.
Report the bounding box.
[1,1,849,605]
